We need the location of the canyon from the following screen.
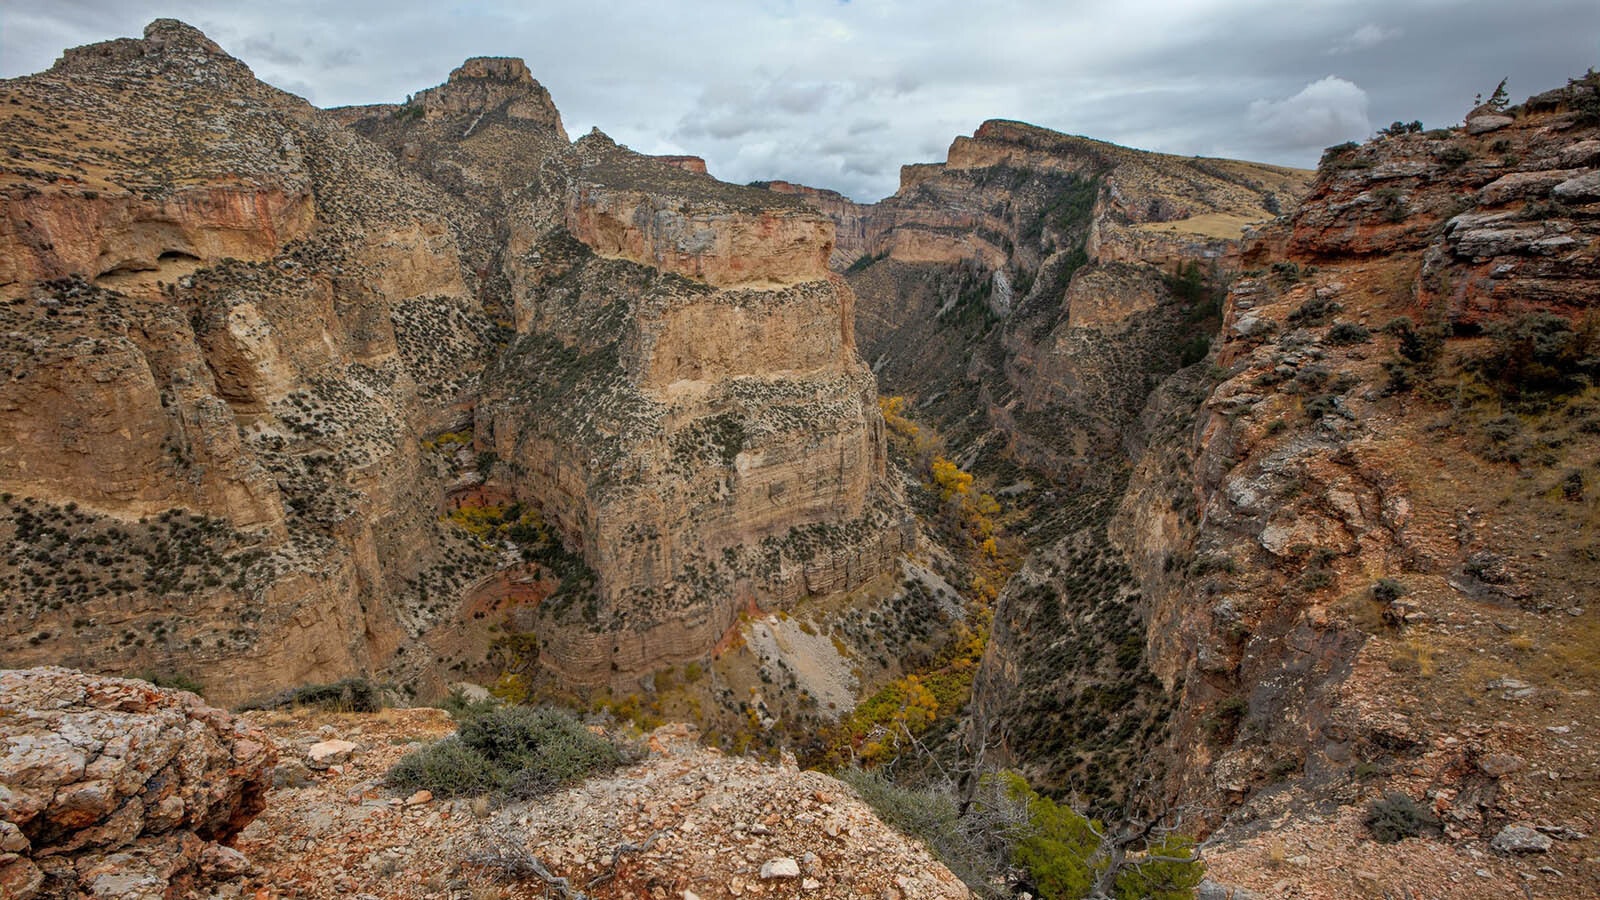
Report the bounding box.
[3,18,1599,900]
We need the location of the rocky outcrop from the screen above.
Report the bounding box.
[650,154,708,174]
[562,135,835,289]
[1,20,904,700]
[760,180,877,267]
[412,57,567,138]
[814,119,1313,481]
[1094,77,1600,897]
[0,667,276,899]
[235,713,971,899]
[0,21,511,704]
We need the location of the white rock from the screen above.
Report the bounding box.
[760,857,801,879]
[307,739,358,767]
[1491,825,1553,854]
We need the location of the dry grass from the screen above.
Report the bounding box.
[1387,639,1437,677]
[1134,211,1264,239]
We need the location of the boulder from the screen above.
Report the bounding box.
[1466,114,1514,135]
[306,739,359,768]
[1552,171,1600,202]
[0,667,276,899]
[1490,824,1553,854]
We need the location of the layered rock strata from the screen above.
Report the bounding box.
[1094,80,1600,897]
[786,120,1313,481]
[0,21,903,698]
[0,667,276,900]
[474,135,902,683]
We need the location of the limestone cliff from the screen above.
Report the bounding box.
[780,120,1312,483]
[0,21,904,703]
[759,121,1312,810]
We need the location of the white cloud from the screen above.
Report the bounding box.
[1330,23,1402,54]
[1247,76,1372,152]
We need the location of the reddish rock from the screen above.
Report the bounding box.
[0,668,276,899]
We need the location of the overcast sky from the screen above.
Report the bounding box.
[2,1,1595,201]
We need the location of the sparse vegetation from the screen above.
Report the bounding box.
[1364,792,1440,843]
[388,705,623,799]
[243,677,384,713]
[1327,322,1372,345]
[1378,120,1423,137]
[843,768,1202,900]
[846,249,889,273]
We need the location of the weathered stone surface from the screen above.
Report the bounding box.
[760,857,802,879]
[306,739,358,768]
[1466,114,1514,134]
[1552,170,1600,202]
[562,137,835,289]
[415,57,567,137]
[1490,825,1553,854]
[1,19,904,700]
[0,667,275,899]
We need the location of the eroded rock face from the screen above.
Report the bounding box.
[3,20,904,698]
[1092,80,1600,896]
[563,135,835,289]
[0,667,276,899]
[476,150,903,684]
[415,57,567,138]
[0,21,508,704]
[805,118,1313,483]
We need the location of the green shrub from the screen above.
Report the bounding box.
[388,706,623,800]
[839,768,1014,895]
[846,250,889,273]
[141,672,205,696]
[1327,322,1372,345]
[388,737,503,796]
[1113,834,1205,900]
[1364,792,1440,842]
[1372,578,1406,603]
[1288,294,1339,326]
[1002,772,1101,899]
[1439,144,1473,170]
[1474,311,1600,396]
[1378,121,1424,137]
[1570,69,1600,124]
[242,677,383,713]
[839,767,960,847]
[440,686,499,722]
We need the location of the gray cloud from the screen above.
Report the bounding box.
[1329,23,1403,54]
[2,0,1596,200]
[1248,76,1372,153]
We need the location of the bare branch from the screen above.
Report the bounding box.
[468,825,588,899]
[586,828,670,889]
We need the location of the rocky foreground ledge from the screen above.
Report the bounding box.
[0,667,276,899]
[2,668,968,899]
[236,711,970,899]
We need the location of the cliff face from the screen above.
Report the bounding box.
[760,122,1312,807]
[0,21,510,705]
[476,137,902,684]
[339,71,907,688]
[785,120,1313,483]
[1,21,902,701]
[1097,82,1600,897]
